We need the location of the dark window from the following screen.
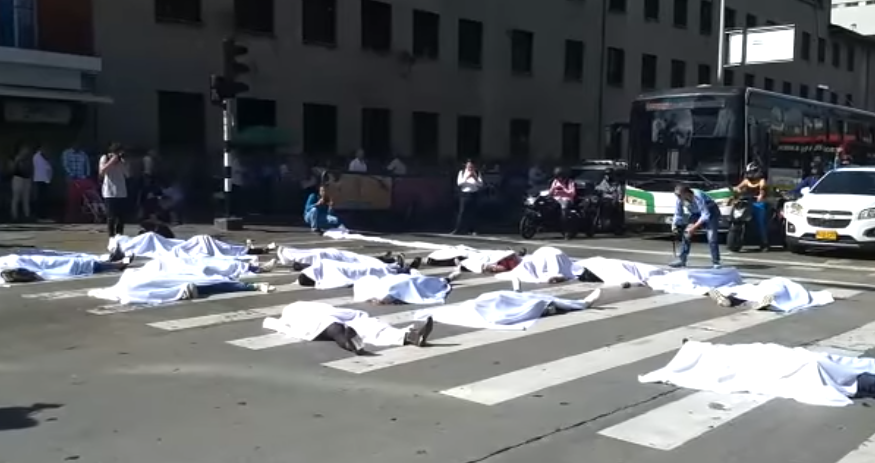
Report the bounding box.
[832,42,841,68]
[361,0,392,52]
[509,119,531,158]
[411,111,439,158]
[237,98,276,130]
[801,32,811,61]
[361,108,391,156]
[699,0,713,35]
[641,54,657,89]
[800,84,809,98]
[782,81,792,94]
[830,92,838,104]
[608,0,626,12]
[744,73,755,87]
[606,47,625,86]
[302,0,336,45]
[561,122,582,162]
[697,63,711,84]
[673,0,688,27]
[564,39,584,82]
[723,69,734,85]
[817,38,826,63]
[234,0,273,34]
[303,103,337,155]
[510,29,534,74]
[764,77,774,91]
[644,0,660,21]
[412,10,439,59]
[157,91,205,150]
[846,93,854,107]
[815,87,824,101]
[745,13,756,28]
[155,0,201,23]
[724,7,735,28]
[456,115,482,159]
[670,59,685,87]
[848,44,856,71]
[458,19,483,68]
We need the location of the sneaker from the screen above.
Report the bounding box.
[254,283,275,293]
[180,283,198,300]
[260,259,277,273]
[245,239,254,249]
[668,260,686,268]
[395,253,406,269]
[108,245,125,263]
[511,276,522,292]
[583,288,602,306]
[712,263,722,269]
[267,242,277,251]
[446,267,463,282]
[409,257,422,270]
[121,253,135,266]
[404,317,434,347]
[707,288,732,307]
[748,294,775,310]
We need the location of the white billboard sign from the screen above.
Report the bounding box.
[726,25,796,66]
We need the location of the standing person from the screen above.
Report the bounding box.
[670,184,721,269]
[548,167,576,232]
[61,142,93,222]
[99,143,129,237]
[31,146,53,220]
[386,153,407,175]
[453,160,484,235]
[348,149,367,172]
[9,144,33,222]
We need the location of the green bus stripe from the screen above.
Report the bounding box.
[625,188,655,214]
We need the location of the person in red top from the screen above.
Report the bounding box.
[548,167,576,226]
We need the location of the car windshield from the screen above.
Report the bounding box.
[571,169,607,184]
[810,170,875,195]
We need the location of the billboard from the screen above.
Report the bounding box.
[726,25,796,66]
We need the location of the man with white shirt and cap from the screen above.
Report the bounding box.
[453,160,484,235]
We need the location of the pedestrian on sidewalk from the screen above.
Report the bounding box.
[31,146,53,220]
[9,144,33,222]
[99,143,129,237]
[61,142,93,222]
[452,160,483,235]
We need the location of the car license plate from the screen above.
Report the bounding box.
[815,230,838,241]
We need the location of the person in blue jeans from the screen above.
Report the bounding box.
[732,163,770,251]
[671,184,722,268]
[304,185,341,233]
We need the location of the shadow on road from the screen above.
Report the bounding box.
[0,403,63,431]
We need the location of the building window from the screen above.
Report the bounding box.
[458,19,483,68]
[830,92,838,104]
[815,87,824,101]
[846,93,854,107]
[157,91,206,150]
[782,81,792,94]
[237,98,277,130]
[606,47,625,86]
[801,32,811,61]
[608,0,626,13]
[641,54,658,89]
[848,45,856,71]
[744,73,755,87]
[234,0,273,34]
[457,115,482,159]
[745,13,756,28]
[155,0,201,24]
[724,7,735,28]
[302,0,337,45]
[510,29,534,75]
[723,69,734,85]
[0,0,36,48]
[561,122,582,162]
[697,63,711,84]
[303,104,337,155]
[412,112,439,158]
[699,0,713,35]
[361,0,392,52]
[564,40,584,82]
[362,108,391,156]
[817,38,826,63]
[644,0,660,21]
[764,77,774,91]
[509,119,531,158]
[670,59,686,87]
[673,0,688,27]
[412,10,440,59]
[832,42,841,68]
[800,84,809,99]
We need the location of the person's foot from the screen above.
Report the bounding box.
[517,247,528,257]
[259,259,277,273]
[760,245,770,252]
[707,288,732,307]
[381,251,393,260]
[748,293,775,310]
[450,230,460,235]
[409,257,422,270]
[180,283,198,300]
[245,239,254,249]
[254,283,276,293]
[291,262,306,272]
[453,257,462,267]
[108,245,125,262]
[470,231,478,236]
[404,317,434,347]
[682,337,690,345]
[668,259,686,268]
[511,275,522,292]
[266,242,277,251]
[712,262,722,269]
[311,228,322,234]
[583,288,602,306]
[336,325,365,355]
[446,267,463,282]
[395,253,406,269]
[120,253,135,267]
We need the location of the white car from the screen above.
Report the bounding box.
[784,167,875,253]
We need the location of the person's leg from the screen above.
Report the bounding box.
[854,373,875,399]
[104,198,119,237]
[706,215,722,267]
[467,192,480,234]
[113,197,127,236]
[304,208,319,231]
[297,273,316,286]
[10,176,21,220]
[194,281,274,297]
[325,214,341,228]
[317,322,365,355]
[752,202,769,250]
[21,180,31,220]
[453,193,470,234]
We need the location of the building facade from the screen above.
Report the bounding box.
[86,0,875,163]
[832,0,875,36]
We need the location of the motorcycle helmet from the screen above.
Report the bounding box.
[744,162,762,179]
[553,166,569,178]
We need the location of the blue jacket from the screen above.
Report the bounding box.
[792,176,819,194]
[673,189,717,227]
[304,193,331,215]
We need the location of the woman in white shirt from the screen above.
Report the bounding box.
[453,160,484,235]
[98,143,129,237]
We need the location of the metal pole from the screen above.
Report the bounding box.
[222,99,236,218]
[716,0,726,84]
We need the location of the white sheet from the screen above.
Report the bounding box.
[495,246,582,283]
[0,250,101,280]
[302,254,409,290]
[417,289,601,330]
[714,277,834,313]
[639,340,875,407]
[353,273,451,304]
[574,256,667,286]
[110,233,253,260]
[262,301,411,347]
[277,246,376,266]
[88,256,252,304]
[647,267,744,295]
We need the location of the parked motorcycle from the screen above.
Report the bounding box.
[519,192,581,240]
[726,193,789,252]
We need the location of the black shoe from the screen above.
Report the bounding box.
[336,326,365,355]
[517,247,528,257]
[395,253,406,269]
[108,245,124,262]
[291,262,306,272]
[404,317,434,347]
[409,257,422,270]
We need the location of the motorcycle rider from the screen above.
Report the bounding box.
[548,167,577,236]
[595,168,620,195]
[732,162,769,251]
[671,184,722,268]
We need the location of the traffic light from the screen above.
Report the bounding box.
[218,37,250,100]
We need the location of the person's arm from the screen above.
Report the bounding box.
[304,194,317,213]
[672,197,684,229]
[98,154,116,176]
[732,179,747,192]
[548,179,559,195]
[690,192,710,230]
[456,171,466,186]
[61,151,74,177]
[756,179,767,202]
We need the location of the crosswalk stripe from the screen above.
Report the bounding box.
[322,291,696,374]
[89,266,449,315]
[836,434,875,463]
[597,288,867,450]
[438,292,857,406]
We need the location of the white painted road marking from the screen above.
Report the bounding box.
[835,434,875,463]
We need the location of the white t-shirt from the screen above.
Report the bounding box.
[99,154,128,198]
[387,158,407,175]
[348,158,367,172]
[457,170,483,193]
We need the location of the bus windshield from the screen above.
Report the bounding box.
[629,95,741,179]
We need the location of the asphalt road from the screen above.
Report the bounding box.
[2,231,875,463]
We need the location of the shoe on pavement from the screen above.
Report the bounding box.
[707,288,732,307]
[180,283,198,300]
[259,259,277,273]
[266,242,277,251]
[748,293,775,310]
[668,260,686,268]
[404,317,434,347]
[583,288,602,306]
[446,267,463,282]
[254,283,275,293]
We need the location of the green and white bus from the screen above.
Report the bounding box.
[623,85,875,228]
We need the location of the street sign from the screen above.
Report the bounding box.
[726,24,796,67]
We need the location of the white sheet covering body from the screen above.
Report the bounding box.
[714,277,834,313]
[263,301,411,346]
[88,256,252,304]
[302,255,407,290]
[496,247,582,283]
[277,247,379,266]
[110,233,252,260]
[575,257,667,286]
[353,273,450,304]
[418,289,599,330]
[0,250,100,280]
[646,267,744,295]
[640,341,875,407]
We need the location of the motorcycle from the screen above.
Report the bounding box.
[519,191,581,240]
[726,193,789,252]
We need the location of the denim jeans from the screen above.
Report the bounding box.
[196,282,255,296]
[751,201,769,245]
[679,206,722,264]
[304,208,340,230]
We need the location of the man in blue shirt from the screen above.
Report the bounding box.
[791,165,822,195]
[671,184,721,268]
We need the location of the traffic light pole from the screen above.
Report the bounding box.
[222,99,236,220]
